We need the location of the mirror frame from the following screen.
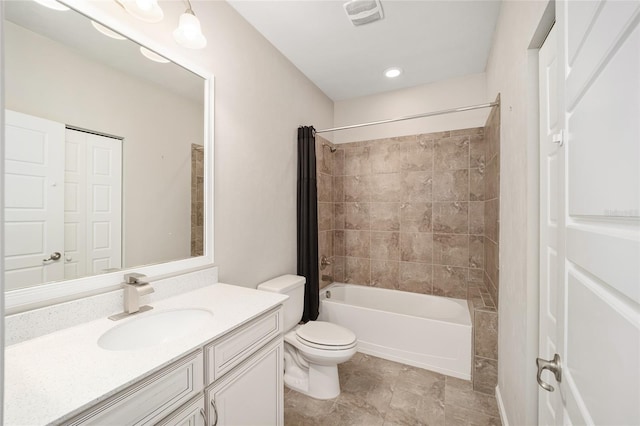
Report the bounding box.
[2,0,215,314]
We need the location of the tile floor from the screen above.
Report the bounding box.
[284,353,502,426]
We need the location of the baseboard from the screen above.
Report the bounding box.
[496,385,509,426]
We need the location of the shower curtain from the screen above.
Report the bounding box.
[297,126,319,322]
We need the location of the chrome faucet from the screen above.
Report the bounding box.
[123,273,154,314]
[108,273,155,321]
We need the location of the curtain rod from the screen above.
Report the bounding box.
[314,101,499,134]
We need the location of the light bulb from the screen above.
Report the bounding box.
[135,0,154,11]
[122,0,164,23]
[173,11,207,49]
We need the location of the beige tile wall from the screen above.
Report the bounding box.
[484,100,500,307]
[316,136,335,289]
[470,99,500,395]
[319,128,486,297]
[191,144,204,257]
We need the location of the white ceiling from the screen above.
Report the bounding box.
[228,0,502,101]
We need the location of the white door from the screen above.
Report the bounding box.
[4,110,65,290]
[64,128,122,278]
[537,1,640,424]
[64,129,88,279]
[538,24,561,425]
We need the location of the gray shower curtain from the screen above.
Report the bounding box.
[297,126,319,322]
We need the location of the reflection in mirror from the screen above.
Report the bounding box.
[4,1,205,291]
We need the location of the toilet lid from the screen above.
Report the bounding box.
[296,321,356,347]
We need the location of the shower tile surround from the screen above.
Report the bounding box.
[316,106,500,394]
[317,128,488,296]
[191,144,205,256]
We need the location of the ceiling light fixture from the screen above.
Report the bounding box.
[91,21,127,40]
[140,46,170,63]
[384,67,403,78]
[116,0,207,50]
[173,1,207,50]
[121,0,164,23]
[33,0,69,11]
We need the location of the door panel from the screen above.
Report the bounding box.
[565,1,640,108]
[566,268,640,425]
[64,129,87,278]
[550,1,640,424]
[64,129,122,278]
[4,110,65,289]
[567,22,640,219]
[86,133,122,274]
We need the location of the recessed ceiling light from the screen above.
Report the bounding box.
[91,21,127,41]
[384,67,403,78]
[33,0,69,11]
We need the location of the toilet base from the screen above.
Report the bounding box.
[284,363,341,400]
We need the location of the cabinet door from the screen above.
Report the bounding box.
[207,339,283,426]
[156,395,206,426]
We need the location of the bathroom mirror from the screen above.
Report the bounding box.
[3,0,214,312]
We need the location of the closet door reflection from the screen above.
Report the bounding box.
[4,110,123,290]
[5,110,65,289]
[64,128,122,280]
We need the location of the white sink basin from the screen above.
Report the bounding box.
[98,309,214,351]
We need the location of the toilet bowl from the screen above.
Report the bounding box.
[257,275,358,400]
[283,321,357,399]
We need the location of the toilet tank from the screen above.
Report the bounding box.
[257,275,306,331]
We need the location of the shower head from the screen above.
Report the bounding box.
[323,143,337,153]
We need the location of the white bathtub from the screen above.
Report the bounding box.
[318,283,472,379]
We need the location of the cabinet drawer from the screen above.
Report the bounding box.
[67,351,204,426]
[205,307,281,384]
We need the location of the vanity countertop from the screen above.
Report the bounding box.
[4,283,287,425]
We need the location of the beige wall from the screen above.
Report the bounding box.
[199,1,334,287]
[485,1,550,424]
[5,21,203,268]
[333,73,489,144]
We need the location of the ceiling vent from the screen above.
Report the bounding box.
[343,0,384,26]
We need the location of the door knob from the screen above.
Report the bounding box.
[536,353,562,392]
[43,252,62,262]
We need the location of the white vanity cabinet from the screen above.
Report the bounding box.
[64,307,283,426]
[67,351,205,425]
[206,339,283,426]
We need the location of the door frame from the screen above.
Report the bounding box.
[0,3,6,421]
[495,2,556,425]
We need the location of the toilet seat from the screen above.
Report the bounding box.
[295,321,357,350]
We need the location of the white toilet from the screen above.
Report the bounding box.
[257,274,357,400]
